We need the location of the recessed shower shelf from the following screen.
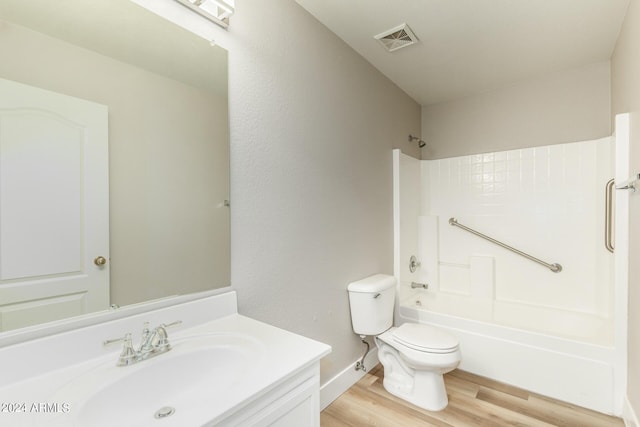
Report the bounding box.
[615,173,640,192]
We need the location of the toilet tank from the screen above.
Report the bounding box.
[347,274,396,336]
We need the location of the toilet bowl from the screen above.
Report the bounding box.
[375,323,461,411]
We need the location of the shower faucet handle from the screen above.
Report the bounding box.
[409,255,421,273]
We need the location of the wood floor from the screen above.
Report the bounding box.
[321,365,624,427]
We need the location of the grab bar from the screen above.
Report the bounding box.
[448,218,562,273]
[605,178,615,253]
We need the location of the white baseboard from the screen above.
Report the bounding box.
[623,395,639,427]
[319,348,379,410]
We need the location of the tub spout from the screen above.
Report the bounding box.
[411,282,428,289]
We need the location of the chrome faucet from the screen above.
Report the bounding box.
[104,320,182,366]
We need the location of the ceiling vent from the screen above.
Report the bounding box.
[374,23,418,52]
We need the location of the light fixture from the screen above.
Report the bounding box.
[174,0,235,29]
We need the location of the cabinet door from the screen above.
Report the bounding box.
[267,389,318,427]
[0,77,109,331]
[219,370,321,427]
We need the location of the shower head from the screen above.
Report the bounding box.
[408,134,426,148]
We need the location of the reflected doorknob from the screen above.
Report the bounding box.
[94,256,107,266]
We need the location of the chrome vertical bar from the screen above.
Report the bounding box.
[605,178,615,253]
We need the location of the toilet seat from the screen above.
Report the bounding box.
[392,323,459,354]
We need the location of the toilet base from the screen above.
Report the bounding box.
[382,367,449,411]
[375,330,460,412]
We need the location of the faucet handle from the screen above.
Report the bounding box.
[103,332,132,347]
[161,320,182,329]
[154,320,182,351]
[103,333,137,366]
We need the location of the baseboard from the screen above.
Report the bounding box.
[623,395,640,427]
[319,348,379,410]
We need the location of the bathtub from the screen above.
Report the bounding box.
[397,291,620,415]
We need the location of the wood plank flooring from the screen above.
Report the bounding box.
[321,365,624,427]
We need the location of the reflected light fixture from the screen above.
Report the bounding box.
[174,0,235,29]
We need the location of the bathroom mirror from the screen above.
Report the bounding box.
[0,0,229,333]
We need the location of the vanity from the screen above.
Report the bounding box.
[0,290,331,426]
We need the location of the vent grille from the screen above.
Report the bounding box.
[374,24,418,52]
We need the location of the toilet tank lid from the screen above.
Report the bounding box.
[347,274,396,293]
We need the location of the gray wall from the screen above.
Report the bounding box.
[421,61,612,159]
[226,0,421,384]
[612,0,640,417]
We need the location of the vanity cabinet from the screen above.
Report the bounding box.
[218,365,320,426]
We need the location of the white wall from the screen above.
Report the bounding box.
[226,0,421,386]
[422,61,611,159]
[612,0,640,422]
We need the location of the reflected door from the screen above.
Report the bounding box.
[0,78,109,331]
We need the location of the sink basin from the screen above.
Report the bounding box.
[40,333,265,427]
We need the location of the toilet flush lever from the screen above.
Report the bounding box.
[409,255,421,273]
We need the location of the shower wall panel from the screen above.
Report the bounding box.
[420,137,614,318]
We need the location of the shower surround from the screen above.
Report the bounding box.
[393,135,626,415]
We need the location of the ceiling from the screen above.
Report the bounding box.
[295,0,630,106]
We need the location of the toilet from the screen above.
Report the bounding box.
[347,274,461,411]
